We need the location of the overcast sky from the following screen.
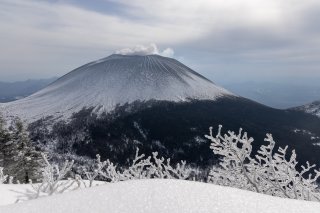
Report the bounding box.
[1,0,320,85]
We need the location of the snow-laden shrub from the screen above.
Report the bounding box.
[82,148,191,186]
[21,153,79,200]
[81,154,108,187]
[20,148,190,201]
[205,125,320,201]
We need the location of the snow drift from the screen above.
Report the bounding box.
[1,179,320,213]
[0,54,233,121]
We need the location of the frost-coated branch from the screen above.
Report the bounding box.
[206,125,320,201]
[82,154,108,187]
[19,147,192,202]
[0,167,8,184]
[20,153,77,200]
[99,148,191,182]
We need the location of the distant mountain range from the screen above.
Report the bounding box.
[223,81,320,109]
[0,77,58,103]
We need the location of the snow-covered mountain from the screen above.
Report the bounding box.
[2,54,320,169]
[0,54,233,121]
[292,101,320,117]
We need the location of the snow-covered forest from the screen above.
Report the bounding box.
[1,114,320,212]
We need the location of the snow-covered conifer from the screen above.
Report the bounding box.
[3,118,43,183]
[0,114,10,168]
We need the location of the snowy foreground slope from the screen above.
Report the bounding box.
[0,184,31,206]
[1,180,320,213]
[0,54,233,121]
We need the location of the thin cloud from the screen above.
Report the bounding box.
[115,44,174,57]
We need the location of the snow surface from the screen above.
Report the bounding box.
[0,184,32,206]
[1,179,320,213]
[0,180,104,206]
[294,101,320,117]
[0,54,233,121]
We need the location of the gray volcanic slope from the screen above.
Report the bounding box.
[293,101,320,118]
[1,54,234,121]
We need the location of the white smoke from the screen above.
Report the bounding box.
[115,43,174,57]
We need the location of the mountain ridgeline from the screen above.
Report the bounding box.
[1,54,320,168]
[0,78,57,103]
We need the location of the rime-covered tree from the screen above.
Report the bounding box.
[205,125,320,201]
[3,117,43,183]
[0,114,10,168]
[82,148,191,184]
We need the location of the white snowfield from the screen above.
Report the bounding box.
[0,54,233,121]
[0,183,31,206]
[1,179,320,213]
